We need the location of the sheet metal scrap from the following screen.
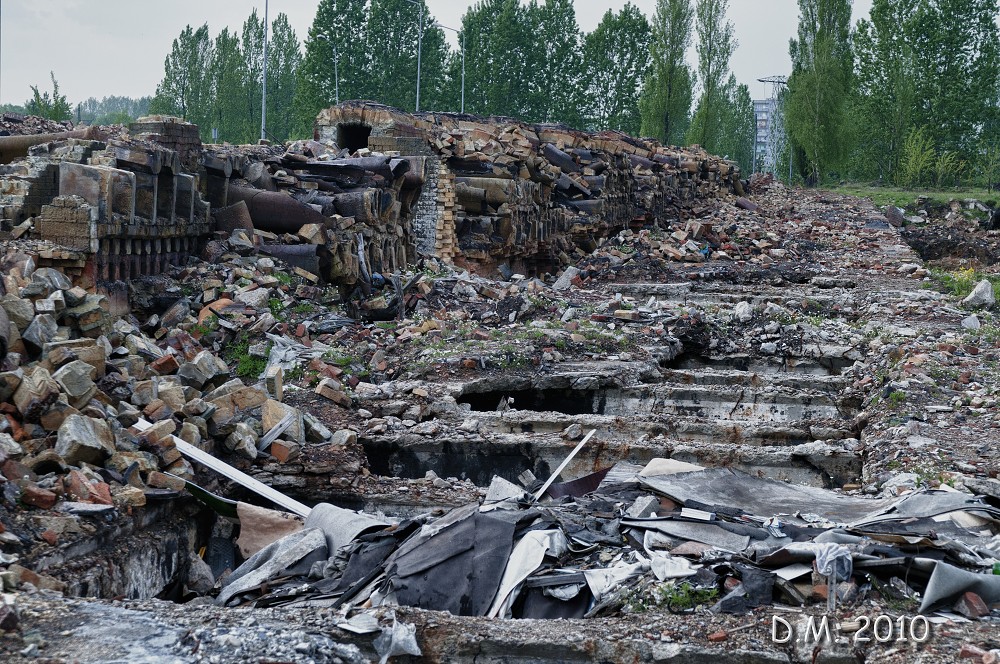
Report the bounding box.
[205,456,1000,620]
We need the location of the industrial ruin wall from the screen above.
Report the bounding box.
[1,103,742,291]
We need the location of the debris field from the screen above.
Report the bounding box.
[0,105,999,663]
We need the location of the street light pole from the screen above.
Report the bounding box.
[316,33,339,105]
[435,23,464,114]
[333,43,339,104]
[261,0,268,141]
[405,0,423,112]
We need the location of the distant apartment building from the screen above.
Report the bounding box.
[753,98,785,175]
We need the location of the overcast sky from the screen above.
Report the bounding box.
[0,0,875,108]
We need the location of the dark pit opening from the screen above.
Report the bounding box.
[661,351,849,376]
[458,388,605,415]
[337,123,372,153]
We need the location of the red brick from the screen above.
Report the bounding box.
[40,530,58,545]
[270,441,299,463]
[65,469,92,501]
[707,630,728,642]
[959,644,986,659]
[149,354,180,375]
[954,591,990,619]
[21,484,57,509]
[89,482,113,506]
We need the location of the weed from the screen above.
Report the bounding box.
[273,271,293,286]
[224,334,269,380]
[625,581,719,614]
[191,314,220,338]
[292,302,315,315]
[886,390,906,409]
[268,298,284,318]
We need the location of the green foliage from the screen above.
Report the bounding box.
[931,268,1000,302]
[528,0,586,126]
[850,0,999,184]
[461,0,536,119]
[365,0,448,112]
[27,73,72,122]
[934,150,966,187]
[582,5,650,135]
[225,334,270,380]
[685,0,736,150]
[268,298,284,317]
[191,314,219,338]
[897,126,936,187]
[76,96,151,125]
[714,75,755,172]
[786,0,853,184]
[850,0,919,181]
[152,13,302,144]
[626,580,719,613]
[150,24,214,128]
[886,389,906,408]
[639,0,694,144]
[978,137,1000,192]
[293,0,367,132]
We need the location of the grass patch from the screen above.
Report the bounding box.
[929,268,1000,301]
[829,183,997,209]
[626,581,719,614]
[224,333,269,380]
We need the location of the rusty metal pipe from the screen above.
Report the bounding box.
[226,186,327,234]
[0,126,99,163]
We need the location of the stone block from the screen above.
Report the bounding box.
[55,414,115,466]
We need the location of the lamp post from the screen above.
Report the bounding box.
[315,33,340,104]
[261,0,269,141]
[435,23,464,114]
[404,0,423,112]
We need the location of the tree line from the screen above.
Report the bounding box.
[787,0,1000,187]
[147,0,756,172]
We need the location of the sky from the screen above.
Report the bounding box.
[0,0,875,108]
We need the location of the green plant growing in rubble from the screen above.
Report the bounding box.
[886,389,906,409]
[191,314,219,338]
[268,298,284,317]
[225,335,269,380]
[625,580,718,613]
[273,271,293,286]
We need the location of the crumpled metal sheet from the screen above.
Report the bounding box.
[488,529,568,618]
[639,468,1000,527]
[304,502,391,559]
[217,527,328,606]
[918,559,1000,613]
[621,517,751,552]
[383,504,516,617]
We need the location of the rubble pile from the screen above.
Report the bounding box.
[207,458,1000,630]
[3,106,1000,661]
[317,102,742,275]
[0,113,75,137]
[0,253,378,592]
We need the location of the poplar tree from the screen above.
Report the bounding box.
[150,24,214,129]
[686,0,736,150]
[639,0,694,144]
[366,0,447,112]
[293,0,369,134]
[582,5,650,135]
[851,0,919,180]
[266,14,302,141]
[527,0,585,126]
[785,0,853,183]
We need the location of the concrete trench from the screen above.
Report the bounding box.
[361,281,868,494]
